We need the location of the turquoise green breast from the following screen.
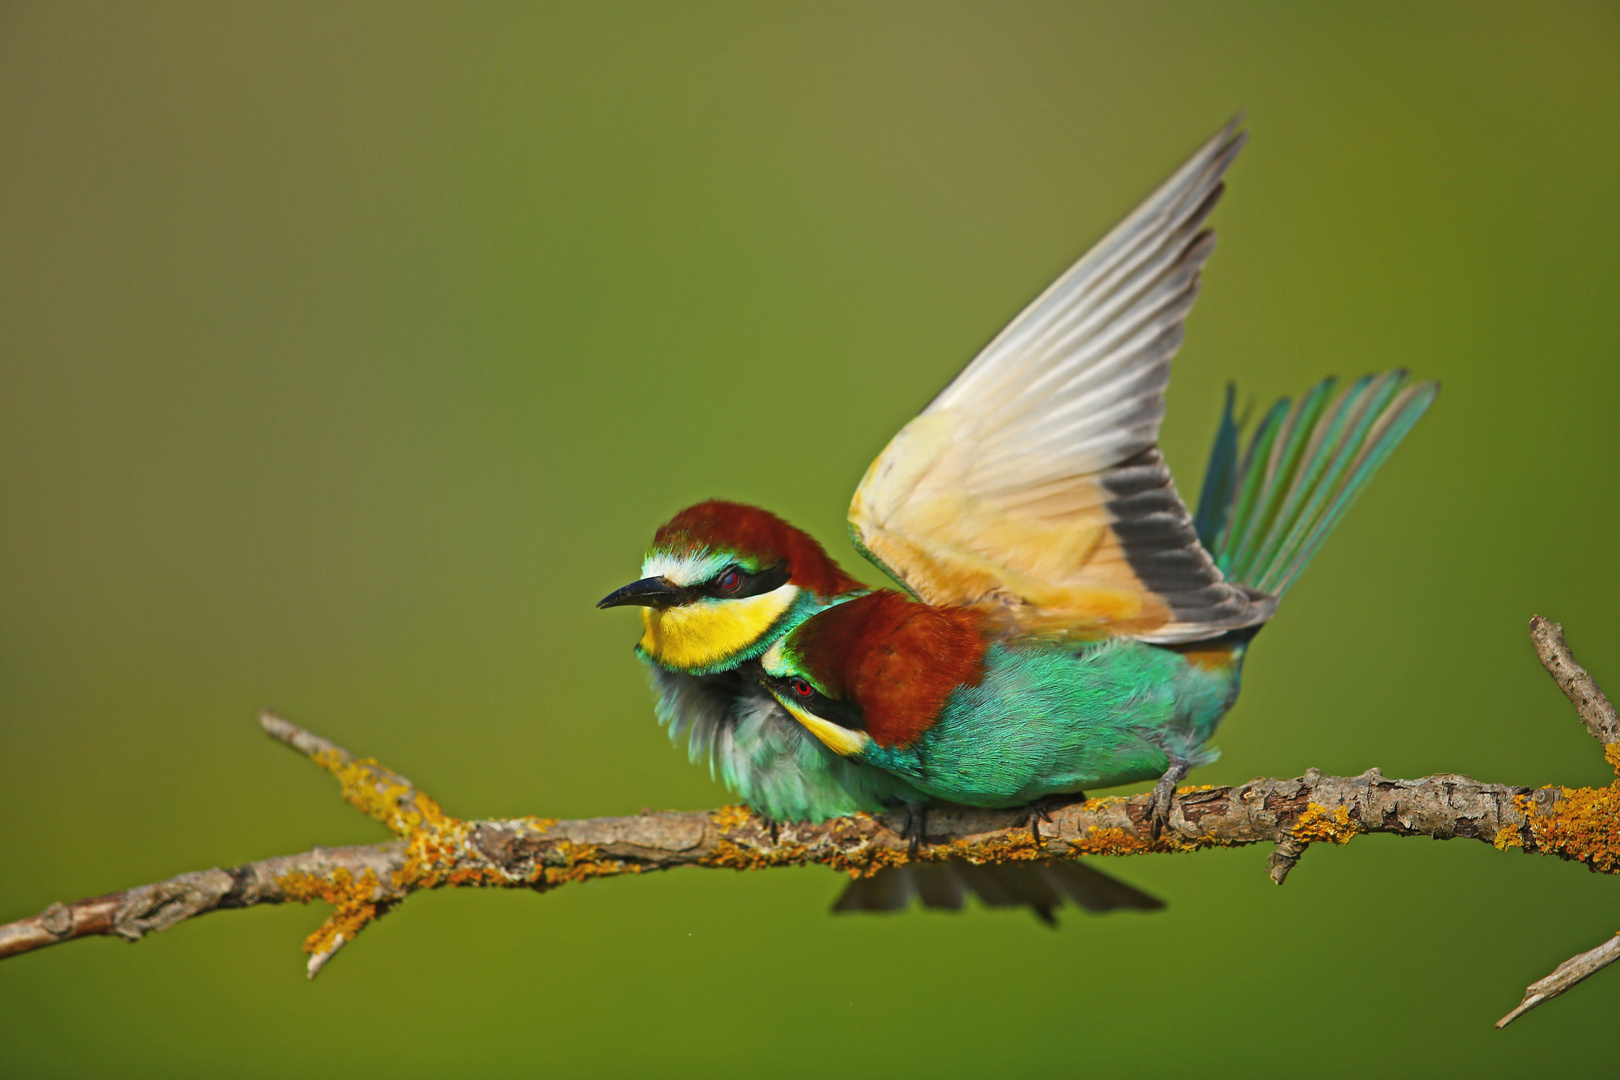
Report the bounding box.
[642,586,928,821]
[859,638,1245,807]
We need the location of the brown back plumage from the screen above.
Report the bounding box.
[787,591,988,749]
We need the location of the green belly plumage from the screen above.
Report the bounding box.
[858,638,1243,807]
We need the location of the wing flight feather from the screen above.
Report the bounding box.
[848,119,1269,643]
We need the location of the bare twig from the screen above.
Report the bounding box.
[2,620,1617,1031]
[1530,615,1620,747]
[1497,933,1620,1028]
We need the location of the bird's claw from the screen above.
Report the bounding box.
[902,805,927,859]
[1018,793,1082,846]
[1146,781,1175,839]
[1146,764,1192,839]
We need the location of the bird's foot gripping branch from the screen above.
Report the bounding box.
[1,618,1616,1027]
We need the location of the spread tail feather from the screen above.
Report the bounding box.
[1196,371,1437,598]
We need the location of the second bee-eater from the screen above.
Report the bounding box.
[756,369,1435,831]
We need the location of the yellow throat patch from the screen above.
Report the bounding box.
[777,696,871,757]
[639,583,798,670]
[758,640,872,758]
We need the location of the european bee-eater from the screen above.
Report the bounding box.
[596,120,1268,913]
[756,367,1435,831]
[599,499,1164,919]
[598,499,929,822]
[602,118,1424,871]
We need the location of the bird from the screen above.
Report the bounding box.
[753,368,1435,832]
[597,498,929,823]
[599,498,1165,921]
[599,117,1423,906]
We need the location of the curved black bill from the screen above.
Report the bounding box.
[596,576,681,610]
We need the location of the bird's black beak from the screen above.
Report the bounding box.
[596,576,682,610]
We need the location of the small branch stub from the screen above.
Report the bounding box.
[1268,836,1305,884]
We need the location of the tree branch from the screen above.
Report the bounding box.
[2,618,1616,1029]
[1530,615,1620,751]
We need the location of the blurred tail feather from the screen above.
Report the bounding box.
[833,860,1163,925]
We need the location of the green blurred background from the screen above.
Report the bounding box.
[2,2,1617,1075]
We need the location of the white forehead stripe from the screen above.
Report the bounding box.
[643,550,726,588]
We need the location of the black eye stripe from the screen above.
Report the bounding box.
[701,562,791,600]
[760,671,865,732]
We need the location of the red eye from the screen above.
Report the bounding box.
[791,678,814,698]
[717,569,742,593]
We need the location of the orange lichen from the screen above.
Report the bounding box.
[1291,803,1359,845]
[275,868,382,955]
[396,814,475,889]
[708,805,753,832]
[305,750,577,895]
[700,838,771,872]
[310,749,451,836]
[935,831,1046,864]
[445,867,506,887]
[1514,781,1620,875]
[1493,825,1525,851]
[1606,742,1620,776]
[1069,827,1162,856]
[1066,826,1211,856]
[699,836,815,874]
[826,844,909,879]
[540,841,606,884]
[541,859,629,885]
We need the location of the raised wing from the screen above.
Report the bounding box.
[848,119,1270,644]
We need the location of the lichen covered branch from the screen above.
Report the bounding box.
[0,842,405,967]
[4,723,1615,966]
[2,617,1617,1029]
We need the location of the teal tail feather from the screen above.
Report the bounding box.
[1194,371,1437,598]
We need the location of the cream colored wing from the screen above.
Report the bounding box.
[848,119,1271,644]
